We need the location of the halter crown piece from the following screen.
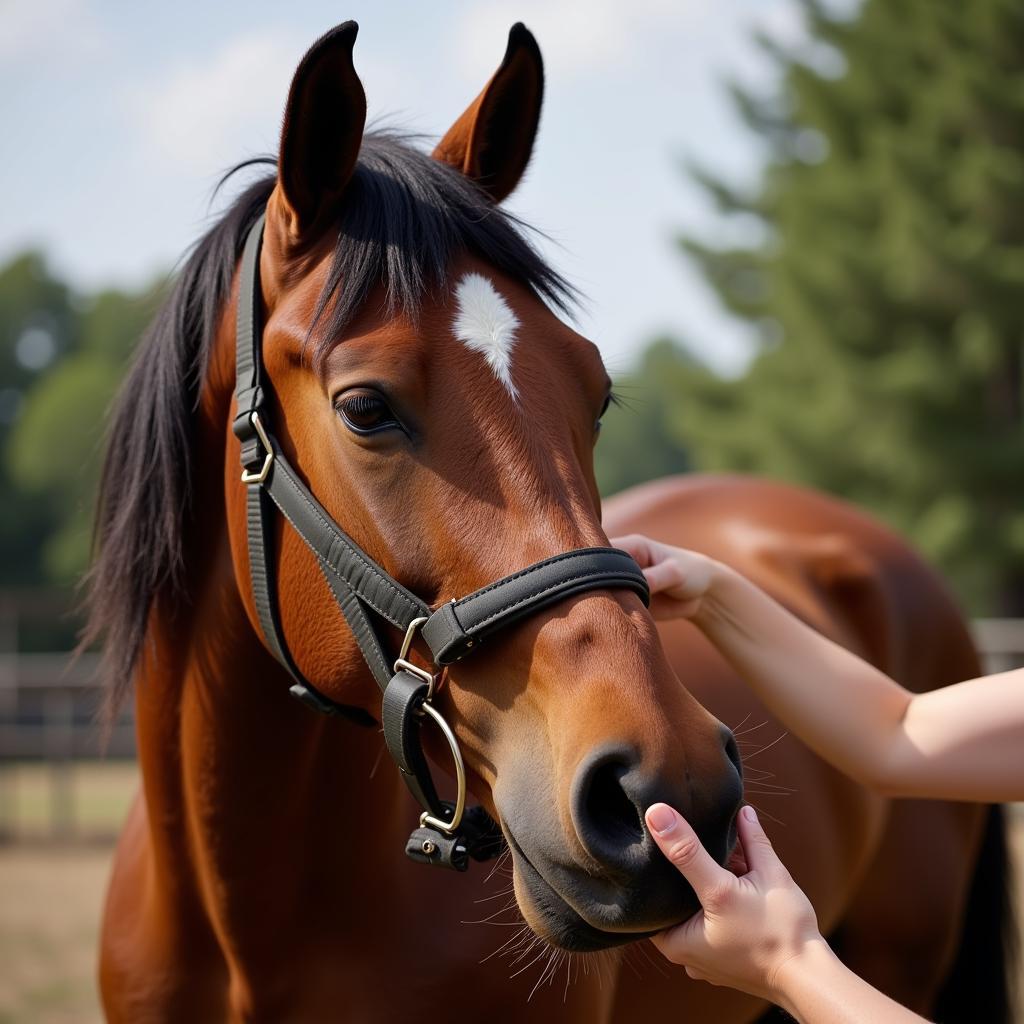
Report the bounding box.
[232,214,650,870]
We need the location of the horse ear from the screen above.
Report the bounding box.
[277,21,367,240]
[432,23,543,203]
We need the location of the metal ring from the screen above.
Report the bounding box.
[417,702,466,835]
[240,411,274,484]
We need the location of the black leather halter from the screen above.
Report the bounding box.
[232,214,650,869]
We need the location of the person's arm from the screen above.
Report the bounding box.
[615,535,1024,802]
[644,802,931,1024]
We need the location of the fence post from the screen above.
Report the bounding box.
[44,688,75,840]
[0,594,18,841]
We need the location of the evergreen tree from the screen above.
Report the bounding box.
[0,253,77,586]
[0,253,162,586]
[594,339,695,497]
[679,0,1024,614]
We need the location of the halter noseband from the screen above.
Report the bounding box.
[232,214,650,870]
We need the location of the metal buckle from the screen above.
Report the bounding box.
[418,702,467,835]
[393,615,464,834]
[240,411,274,484]
[394,616,435,698]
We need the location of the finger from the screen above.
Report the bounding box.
[643,559,686,595]
[735,805,783,877]
[726,843,749,877]
[650,921,701,965]
[646,804,733,901]
[611,534,651,566]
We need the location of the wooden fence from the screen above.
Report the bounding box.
[1,610,1022,842]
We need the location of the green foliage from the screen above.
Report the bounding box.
[594,339,695,497]
[0,254,77,586]
[9,354,119,580]
[593,339,696,495]
[0,253,162,587]
[676,0,1024,614]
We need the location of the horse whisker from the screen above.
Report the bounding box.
[745,801,787,827]
[510,940,550,979]
[740,731,790,760]
[732,718,772,738]
[480,923,529,963]
[484,848,514,886]
[473,885,517,904]
[635,938,669,979]
[367,744,385,781]
[462,899,522,925]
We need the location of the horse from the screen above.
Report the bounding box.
[87,21,1013,1023]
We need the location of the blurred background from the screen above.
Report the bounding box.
[1,0,1022,1019]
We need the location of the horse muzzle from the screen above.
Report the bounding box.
[497,728,744,950]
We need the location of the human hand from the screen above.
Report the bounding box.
[644,803,827,1005]
[612,535,721,621]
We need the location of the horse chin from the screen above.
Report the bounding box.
[505,830,682,953]
[510,852,650,952]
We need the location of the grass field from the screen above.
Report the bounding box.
[0,763,1020,1023]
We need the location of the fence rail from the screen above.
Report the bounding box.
[1,620,1023,842]
[0,653,134,760]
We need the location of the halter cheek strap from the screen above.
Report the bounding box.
[232,213,650,869]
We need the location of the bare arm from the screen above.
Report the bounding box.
[616,536,1024,801]
[773,941,931,1024]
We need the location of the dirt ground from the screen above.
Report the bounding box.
[0,762,135,1024]
[0,845,111,1023]
[0,767,1021,1023]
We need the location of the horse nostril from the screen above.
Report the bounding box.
[722,727,742,780]
[571,749,647,868]
[584,758,645,847]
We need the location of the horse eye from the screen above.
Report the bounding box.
[595,393,613,433]
[335,390,399,435]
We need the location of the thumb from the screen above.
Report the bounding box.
[646,804,732,903]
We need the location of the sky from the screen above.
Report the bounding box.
[0,0,814,376]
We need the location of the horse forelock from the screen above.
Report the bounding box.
[82,130,576,725]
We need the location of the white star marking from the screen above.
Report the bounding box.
[452,272,520,400]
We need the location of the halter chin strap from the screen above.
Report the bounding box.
[232,213,650,870]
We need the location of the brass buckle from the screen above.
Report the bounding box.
[240,411,274,484]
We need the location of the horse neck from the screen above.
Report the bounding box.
[132,376,409,940]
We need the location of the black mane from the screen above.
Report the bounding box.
[83,131,574,720]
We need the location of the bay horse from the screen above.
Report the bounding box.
[88,21,1013,1023]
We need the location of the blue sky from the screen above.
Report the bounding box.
[0,0,813,375]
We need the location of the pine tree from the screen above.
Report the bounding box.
[594,339,695,497]
[679,0,1024,614]
[1,254,162,585]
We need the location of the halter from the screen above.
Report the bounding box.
[232,214,650,870]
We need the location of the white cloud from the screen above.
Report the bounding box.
[133,29,304,176]
[132,27,414,179]
[0,0,106,65]
[453,0,704,81]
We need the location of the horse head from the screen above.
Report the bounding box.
[218,21,743,952]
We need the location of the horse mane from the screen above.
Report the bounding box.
[83,130,576,722]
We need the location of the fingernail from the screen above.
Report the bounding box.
[742,805,758,824]
[647,804,677,835]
